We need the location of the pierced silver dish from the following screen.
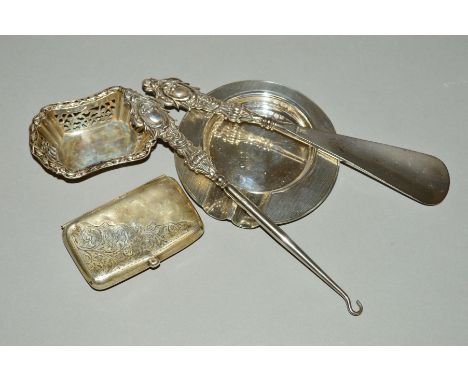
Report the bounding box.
[29,86,157,179]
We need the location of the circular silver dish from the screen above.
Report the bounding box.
[175,80,339,228]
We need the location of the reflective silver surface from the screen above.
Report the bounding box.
[205,95,311,193]
[59,120,137,171]
[273,122,450,205]
[175,81,339,228]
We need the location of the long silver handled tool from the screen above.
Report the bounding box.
[143,78,449,206]
[128,90,363,316]
[225,185,362,316]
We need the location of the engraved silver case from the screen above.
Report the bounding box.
[62,176,204,290]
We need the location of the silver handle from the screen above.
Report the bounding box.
[142,78,450,205]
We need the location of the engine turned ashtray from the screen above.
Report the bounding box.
[175,80,340,228]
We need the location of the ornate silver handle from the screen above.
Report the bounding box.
[125,89,363,316]
[124,89,218,180]
[142,78,449,206]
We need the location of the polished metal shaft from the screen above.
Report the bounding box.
[272,122,450,206]
[224,183,363,316]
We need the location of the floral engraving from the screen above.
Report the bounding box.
[70,220,195,276]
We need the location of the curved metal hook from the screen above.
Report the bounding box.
[345,298,363,316]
